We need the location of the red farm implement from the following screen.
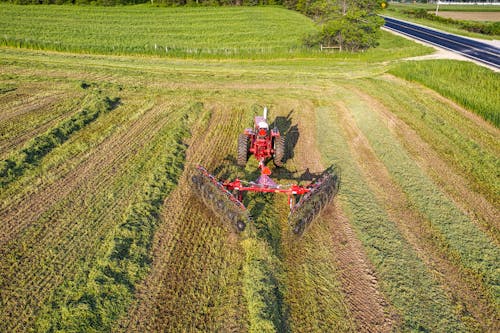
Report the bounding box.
[191,108,340,235]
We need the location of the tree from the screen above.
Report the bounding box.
[301,0,384,51]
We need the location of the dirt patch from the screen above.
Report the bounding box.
[437,11,500,22]
[335,99,499,332]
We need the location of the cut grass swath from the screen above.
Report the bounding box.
[0,92,119,187]
[33,103,201,332]
[316,105,467,332]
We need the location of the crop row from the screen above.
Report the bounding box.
[0,97,179,331]
[0,92,119,187]
[34,104,198,332]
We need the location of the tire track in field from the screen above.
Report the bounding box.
[120,104,247,332]
[350,86,499,244]
[0,100,172,246]
[0,102,180,331]
[335,100,498,332]
[290,100,395,332]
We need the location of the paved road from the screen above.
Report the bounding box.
[382,16,500,69]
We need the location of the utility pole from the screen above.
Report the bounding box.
[435,0,440,16]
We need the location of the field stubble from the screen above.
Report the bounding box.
[0,26,498,332]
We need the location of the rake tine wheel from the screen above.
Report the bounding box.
[289,168,340,235]
[191,168,251,232]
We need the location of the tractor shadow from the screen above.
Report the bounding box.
[271,110,299,163]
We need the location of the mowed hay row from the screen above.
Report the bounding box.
[281,100,395,332]
[332,93,497,331]
[319,79,499,330]
[120,103,248,331]
[0,94,161,246]
[0,86,66,123]
[33,108,197,332]
[348,81,499,243]
[338,80,500,308]
[0,91,85,158]
[316,104,469,331]
[0,100,187,331]
[356,76,499,210]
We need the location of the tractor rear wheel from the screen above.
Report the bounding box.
[273,136,285,167]
[237,134,248,167]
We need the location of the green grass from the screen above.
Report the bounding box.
[0,3,432,60]
[0,4,498,332]
[356,75,499,208]
[0,4,318,58]
[316,105,467,332]
[390,60,500,128]
[339,84,500,303]
[34,105,196,332]
[0,92,118,186]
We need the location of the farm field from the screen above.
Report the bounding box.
[437,12,500,22]
[1,4,499,333]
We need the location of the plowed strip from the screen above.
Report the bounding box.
[336,101,498,332]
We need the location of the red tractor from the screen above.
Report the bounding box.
[237,107,285,172]
[191,108,339,235]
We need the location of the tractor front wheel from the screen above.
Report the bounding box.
[273,136,285,167]
[237,134,248,167]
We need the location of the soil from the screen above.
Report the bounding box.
[437,11,500,22]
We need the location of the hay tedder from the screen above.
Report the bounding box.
[191,108,340,235]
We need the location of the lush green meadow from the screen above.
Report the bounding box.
[0,4,499,333]
[390,60,500,127]
[0,4,318,57]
